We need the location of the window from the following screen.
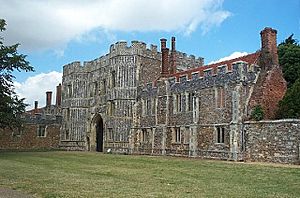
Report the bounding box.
[216,127,225,143]
[67,85,72,98]
[174,94,182,113]
[151,98,156,115]
[111,71,116,88]
[37,125,46,137]
[94,82,98,95]
[216,87,225,108]
[107,128,113,141]
[187,93,194,111]
[140,128,147,142]
[145,99,150,115]
[175,127,181,143]
[108,101,115,116]
[12,127,22,137]
[65,129,70,140]
[102,79,106,94]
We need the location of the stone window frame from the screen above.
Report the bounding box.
[107,128,113,141]
[173,94,183,113]
[37,125,47,138]
[215,126,225,144]
[12,126,23,137]
[111,70,116,88]
[186,92,195,112]
[107,100,115,116]
[102,79,107,95]
[145,98,151,116]
[93,81,98,96]
[140,128,148,143]
[215,86,225,109]
[67,84,72,98]
[65,129,70,140]
[151,98,156,115]
[171,127,181,144]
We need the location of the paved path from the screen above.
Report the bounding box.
[0,188,33,198]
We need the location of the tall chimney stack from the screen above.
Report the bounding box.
[160,38,169,77]
[260,27,279,69]
[56,83,62,106]
[46,91,52,107]
[171,37,176,52]
[170,37,176,74]
[34,101,38,114]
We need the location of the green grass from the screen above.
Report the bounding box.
[0,152,299,198]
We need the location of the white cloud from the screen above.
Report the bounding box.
[0,0,230,51]
[14,71,62,110]
[208,51,249,64]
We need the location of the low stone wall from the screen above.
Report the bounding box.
[244,119,300,164]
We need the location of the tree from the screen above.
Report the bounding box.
[276,34,300,118]
[277,79,300,118]
[251,105,264,121]
[0,19,34,129]
[278,34,300,87]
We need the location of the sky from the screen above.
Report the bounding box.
[0,0,299,109]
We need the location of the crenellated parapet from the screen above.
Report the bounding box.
[109,40,161,59]
[63,61,84,76]
[176,51,204,70]
[138,52,261,96]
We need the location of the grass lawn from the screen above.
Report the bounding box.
[0,152,299,198]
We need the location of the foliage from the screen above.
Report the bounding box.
[0,19,34,129]
[278,34,300,87]
[251,105,264,121]
[0,152,299,197]
[277,34,300,118]
[277,79,300,118]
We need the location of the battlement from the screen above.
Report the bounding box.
[171,52,260,80]
[139,52,260,91]
[176,51,204,69]
[63,61,84,76]
[109,40,159,55]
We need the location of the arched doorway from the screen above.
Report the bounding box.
[91,114,104,152]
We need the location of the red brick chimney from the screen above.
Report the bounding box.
[260,27,279,69]
[160,38,169,77]
[170,37,176,74]
[46,91,52,107]
[56,83,62,106]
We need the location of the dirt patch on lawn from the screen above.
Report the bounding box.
[0,187,34,198]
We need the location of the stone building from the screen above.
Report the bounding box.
[60,27,300,164]
[2,27,297,164]
[0,87,62,150]
[60,39,203,151]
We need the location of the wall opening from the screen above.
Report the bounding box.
[91,114,104,152]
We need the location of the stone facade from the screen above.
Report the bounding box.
[1,27,298,164]
[244,120,300,164]
[60,40,203,152]
[59,27,300,164]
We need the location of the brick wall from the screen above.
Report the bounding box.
[0,123,60,150]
